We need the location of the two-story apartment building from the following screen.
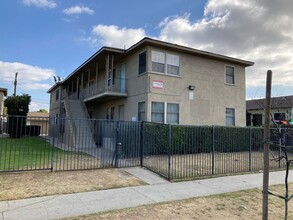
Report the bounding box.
[48,37,253,128]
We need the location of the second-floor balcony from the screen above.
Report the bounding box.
[67,78,127,102]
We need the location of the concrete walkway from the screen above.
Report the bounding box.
[0,169,292,220]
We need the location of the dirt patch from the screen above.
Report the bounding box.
[0,169,145,201]
[144,151,286,179]
[66,184,293,220]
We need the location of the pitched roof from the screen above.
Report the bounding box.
[246,95,293,110]
[0,88,8,96]
[48,37,254,93]
[128,37,254,67]
[27,112,49,117]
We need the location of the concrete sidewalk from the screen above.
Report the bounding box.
[0,169,292,220]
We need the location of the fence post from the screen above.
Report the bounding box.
[167,124,171,180]
[51,118,55,172]
[140,121,144,167]
[212,126,215,175]
[249,127,252,172]
[114,121,120,168]
[278,129,284,169]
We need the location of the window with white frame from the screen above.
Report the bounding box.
[225,66,235,84]
[138,102,145,121]
[151,51,180,76]
[167,103,179,124]
[151,102,179,124]
[151,102,164,123]
[152,51,165,73]
[226,108,235,126]
[166,54,180,75]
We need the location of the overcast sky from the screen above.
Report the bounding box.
[1,0,292,111]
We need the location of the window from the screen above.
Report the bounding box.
[139,51,147,74]
[110,107,115,120]
[151,102,180,124]
[152,51,165,73]
[138,102,145,121]
[252,114,263,126]
[167,103,179,124]
[89,111,93,119]
[151,102,164,123]
[151,51,180,76]
[55,89,59,101]
[226,108,235,126]
[106,107,115,120]
[274,113,286,122]
[106,108,110,119]
[55,114,59,125]
[107,71,112,87]
[225,66,235,84]
[166,54,180,75]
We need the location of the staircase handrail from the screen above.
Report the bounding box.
[64,91,77,144]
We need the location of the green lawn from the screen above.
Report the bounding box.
[0,137,102,171]
[0,137,64,171]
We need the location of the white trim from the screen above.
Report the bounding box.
[151,50,180,76]
[224,65,236,85]
[150,101,180,124]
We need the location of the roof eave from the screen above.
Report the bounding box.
[61,47,124,84]
[0,88,8,96]
[126,37,254,67]
[47,82,62,93]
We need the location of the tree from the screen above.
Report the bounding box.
[38,109,48,113]
[268,108,293,220]
[4,94,31,138]
[256,93,293,219]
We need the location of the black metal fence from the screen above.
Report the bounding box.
[142,123,293,180]
[0,116,141,172]
[0,115,292,180]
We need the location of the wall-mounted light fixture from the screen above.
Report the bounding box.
[188,85,195,91]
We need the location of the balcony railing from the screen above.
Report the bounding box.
[67,78,127,101]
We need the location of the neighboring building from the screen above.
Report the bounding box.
[246,95,293,126]
[27,112,50,135]
[48,37,253,128]
[0,88,7,116]
[0,88,7,134]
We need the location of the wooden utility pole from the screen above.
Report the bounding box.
[14,72,18,96]
[262,70,272,220]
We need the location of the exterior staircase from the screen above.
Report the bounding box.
[64,98,96,149]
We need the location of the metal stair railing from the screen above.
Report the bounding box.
[64,91,77,147]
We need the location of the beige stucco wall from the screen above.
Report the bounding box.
[83,45,247,126]
[143,46,247,126]
[49,85,62,118]
[86,48,149,121]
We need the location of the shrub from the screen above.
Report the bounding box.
[4,94,31,138]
